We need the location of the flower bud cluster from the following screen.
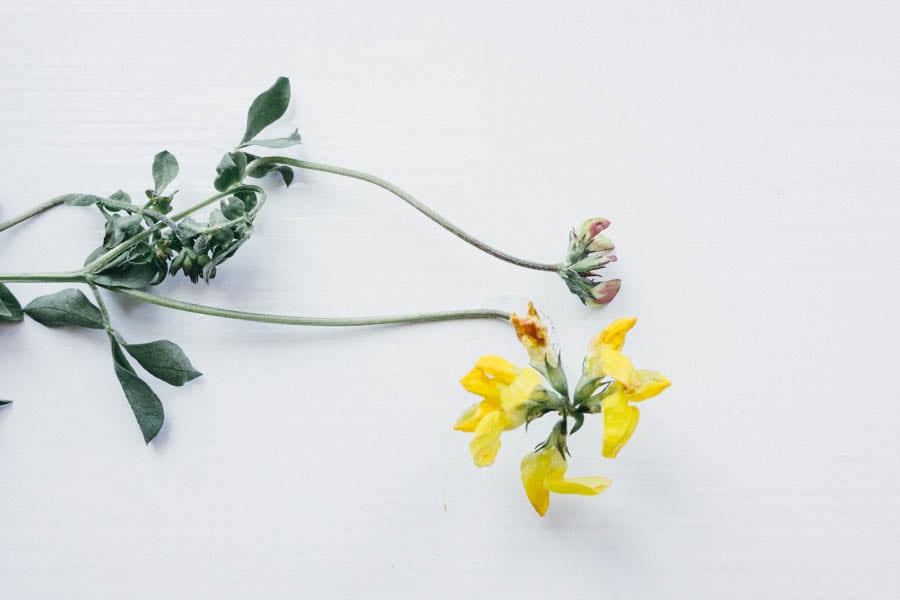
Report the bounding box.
[558,218,621,307]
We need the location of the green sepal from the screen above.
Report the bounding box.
[213,152,248,192]
[241,77,291,144]
[238,128,301,149]
[109,335,164,444]
[23,289,105,329]
[570,412,586,435]
[0,283,24,322]
[121,339,202,387]
[0,400,11,407]
[152,150,179,194]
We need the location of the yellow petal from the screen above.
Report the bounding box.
[599,346,638,388]
[545,476,612,496]
[453,401,490,432]
[626,369,671,402]
[591,317,637,353]
[500,367,543,423]
[469,410,504,467]
[601,392,640,458]
[459,367,505,400]
[475,355,520,384]
[520,449,553,516]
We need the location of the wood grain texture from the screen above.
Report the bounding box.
[1,1,898,598]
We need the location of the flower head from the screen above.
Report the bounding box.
[520,445,611,516]
[456,304,669,516]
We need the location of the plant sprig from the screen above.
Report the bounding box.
[0,76,621,443]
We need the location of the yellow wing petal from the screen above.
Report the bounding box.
[590,317,637,353]
[545,476,612,496]
[500,367,543,418]
[599,346,638,389]
[626,369,671,402]
[601,392,640,458]
[459,367,505,400]
[453,401,491,432]
[475,355,520,384]
[469,410,504,467]
[520,449,553,516]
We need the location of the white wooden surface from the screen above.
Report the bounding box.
[1,1,898,598]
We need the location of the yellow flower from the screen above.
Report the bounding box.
[520,446,611,516]
[455,355,543,467]
[510,301,558,368]
[583,317,671,458]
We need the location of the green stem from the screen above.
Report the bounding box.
[87,281,112,330]
[0,196,68,234]
[247,156,563,272]
[109,287,511,327]
[0,271,86,283]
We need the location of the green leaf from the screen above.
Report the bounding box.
[24,289,105,329]
[103,214,144,248]
[213,152,248,192]
[109,189,132,204]
[152,150,179,194]
[0,284,24,322]
[220,197,245,220]
[238,128,301,149]
[244,153,294,187]
[110,337,164,444]
[0,400,11,407]
[59,193,107,207]
[276,166,294,187]
[123,339,202,386]
[93,262,159,289]
[241,77,291,144]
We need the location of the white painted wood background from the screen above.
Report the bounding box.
[1,1,898,598]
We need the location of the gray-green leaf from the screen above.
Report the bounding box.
[0,283,24,322]
[241,77,291,144]
[93,262,159,289]
[24,289,105,329]
[152,150,179,194]
[238,128,301,149]
[59,193,107,207]
[110,338,164,444]
[213,152,248,192]
[123,339,202,386]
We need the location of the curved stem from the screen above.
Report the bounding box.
[0,196,68,234]
[109,287,511,327]
[247,156,562,272]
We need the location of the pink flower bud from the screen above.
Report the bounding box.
[587,279,621,306]
[576,218,611,241]
[586,233,615,252]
